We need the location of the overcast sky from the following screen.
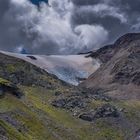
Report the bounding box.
[0,0,140,54]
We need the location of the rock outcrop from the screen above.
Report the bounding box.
[51,96,87,110]
[79,104,119,121]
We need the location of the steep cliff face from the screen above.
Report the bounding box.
[81,33,140,99]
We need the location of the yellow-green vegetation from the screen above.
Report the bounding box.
[0,95,17,112]
[0,77,11,87]
[0,85,139,140]
[0,94,57,140]
[6,64,17,73]
[93,120,124,140]
[90,100,107,109]
[0,119,26,140]
[19,86,127,140]
[114,100,140,126]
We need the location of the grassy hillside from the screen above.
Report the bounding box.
[0,51,140,140]
[1,85,140,140]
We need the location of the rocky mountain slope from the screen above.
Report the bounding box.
[0,33,140,140]
[82,33,140,100]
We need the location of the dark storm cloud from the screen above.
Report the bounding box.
[0,0,140,54]
[0,0,33,53]
[71,0,140,43]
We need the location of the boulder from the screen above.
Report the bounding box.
[27,55,37,60]
[79,104,119,121]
